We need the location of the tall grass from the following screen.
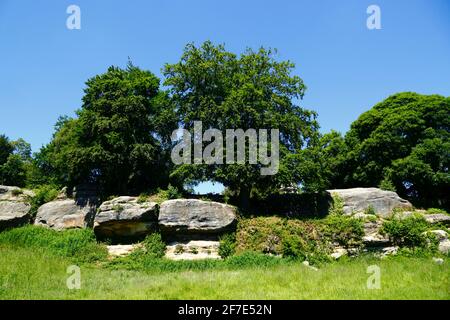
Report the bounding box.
[0,225,107,263]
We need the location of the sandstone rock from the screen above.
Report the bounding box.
[94,196,158,239]
[381,246,399,257]
[438,239,450,254]
[424,214,450,226]
[331,247,347,259]
[327,187,412,217]
[159,199,237,235]
[107,244,140,258]
[362,220,390,247]
[0,185,32,231]
[427,230,448,241]
[35,198,97,230]
[165,240,221,260]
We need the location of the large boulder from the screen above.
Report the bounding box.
[327,187,412,217]
[159,199,237,235]
[0,185,33,231]
[94,196,158,240]
[35,198,97,230]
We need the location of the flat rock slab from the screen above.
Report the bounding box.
[327,187,412,217]
[94,196,158,239]
[35,198,97,230]
[165,240,221,260]
[159,199,237,235]
[107,244,140,257]
[424,214,450,225]
[0,185,33,231]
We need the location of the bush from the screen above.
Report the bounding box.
[381,215,429,248]
[235,217,333,264]
[426,208,448,215]
[323,214,364,247]
[141,233,166,258]
[364,205,376,216]
[218,233,236,258]
[28,185,59,217]
[0,225,107,263]
[329,194,345,215]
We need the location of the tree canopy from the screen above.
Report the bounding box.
[35,63,177,195]
[329,92,449,209]
[163,41,319,207]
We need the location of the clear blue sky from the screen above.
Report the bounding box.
[1,0,449,193]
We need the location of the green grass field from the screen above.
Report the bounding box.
[0,244,448,300]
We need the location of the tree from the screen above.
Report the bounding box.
[0,135,30,187]
[333,92,449,209]
[38,63,177,195]
[164,41,319,208]
[0,134,14,165]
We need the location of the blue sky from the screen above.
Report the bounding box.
[1,0,449,193]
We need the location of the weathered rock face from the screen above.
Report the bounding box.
[424,214,450,226]
[159,199,237,235]
[35,198,97,230]
[94,196,158,240]
[165,240,221,260]
[327,187,412,217]
[0,185,33,231]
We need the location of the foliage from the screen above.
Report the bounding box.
[235,217,334,264]
[27,185,59,217]
[381,214,430,248]
[331,92,449,210]
[426,208,448,215]
[218,233,236,258]
[329,193,345,215]
[322,214,364,247]
[0,135,31,187]
[33,63,177,196]
[164,41,319,207]
[140,233,166,258]
[379,177,396,192]
[364,205,376,216]
[0,225,107,263]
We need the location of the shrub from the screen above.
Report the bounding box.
[218,233,236,258]
[323,214,364,247]
[235,217,333,264]
[28,185,59,217]
[381,215,429,248]
[137,193,149,204]
[0,225,107,263]
[426,208,448,215]
[364,205,376,216]
[329,194,345,215]
[141,233,166,258]
[379,178,396,192]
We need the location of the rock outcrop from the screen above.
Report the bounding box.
[94,196,158,240]
[327,187,412,217]
[165,240,221,260]
[0,185,33,231]
[35,198,97,230]
[424,214,450,226]
[159,199,237,236]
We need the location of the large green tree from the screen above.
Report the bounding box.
[333,92,449,209]
[37,63,177,195]
[164,41,319,207]
[0,135,30,187]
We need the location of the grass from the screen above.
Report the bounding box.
[0,244,448,300]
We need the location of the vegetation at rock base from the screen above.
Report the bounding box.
[0,244,448,299]
[0,225,107,263]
